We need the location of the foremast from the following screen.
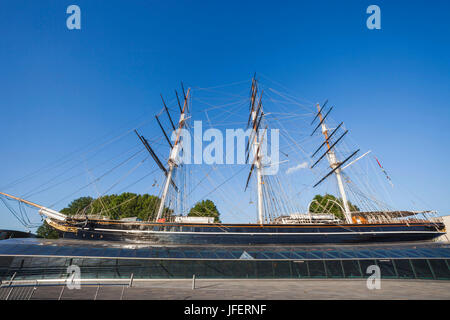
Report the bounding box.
[156,88,190,221]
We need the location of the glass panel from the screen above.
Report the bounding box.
[86,248,106,257]
[231,261,256,278]
[33,246,58,256]
[376,259,397,278]
[325,260,344,278]
[428,259,450,280]
[194,260,209,277]
[411,259,434,279]
[292,251,308,259]
[263,252,285,260]
[183,251,199,259]
[0,256,14,269]
[203,261,227,278]
[342,260,362,278]
[278,251,294,259]
[393,259,415,279]
[387,250,406,258]
[99,258,116,266]
[244,251,263,259]
[273,261,291,278]
[354,250,373,259]
[0,244,19,254]
[291,261,309,278]
[339,250,356,259]
[97,259,119,279]
[30,257,49,268]
[215,250,234,260]
[119,249,136,258]
[82,258,102,266]
[117,259,141,266]
[121,260,147,278]
[52,247,67,255]
[43,265,67,279]
[416,249,440,258]
[135,249,151,258]
[68,247,89,256]
[216,261,241,278]
[323,251,340,259]
[103,248,121,257]
[140,260,169,278]
[371,250,390,258]
[308,260,326,278]
[434,249,450,258]
[18,257,33,268]
[16,245,37,255]
[306,251,324,259]
[155,249,169,258]
[358,259,377,277]
[255,261,273,278]
[199,251,217,259]
[400,249,422,258]
[230,251,243,259]
[167,250,184,258]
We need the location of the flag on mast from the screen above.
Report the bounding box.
[375,157,394,187]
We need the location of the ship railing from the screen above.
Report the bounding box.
[69,214,179,222]
[273,216,343,224]
[350,210,442,225]
[276,210,443,225]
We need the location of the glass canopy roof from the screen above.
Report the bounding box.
[0,238,449,260]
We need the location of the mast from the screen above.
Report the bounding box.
[0,191,43,209]
[245,76,265,224]
[155,87,190,221]
[311,103,356,224]
[0,191,67,221]
[252,106,264,224]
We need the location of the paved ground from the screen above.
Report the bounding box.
[1,279,450,300]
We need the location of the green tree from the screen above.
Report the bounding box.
[36,221,59,239]
[88,193,169,220]
[36,193,172,238]
[60,196,94,216]
[188,199,221,223]
[309,194,359,220]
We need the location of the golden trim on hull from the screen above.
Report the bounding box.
[47,220,77,233]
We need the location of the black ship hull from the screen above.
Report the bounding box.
[0,229,35,240]
[56,220,445,245]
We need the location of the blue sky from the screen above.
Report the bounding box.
[0,0,449,230]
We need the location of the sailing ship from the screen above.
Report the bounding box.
[0,77,445,245]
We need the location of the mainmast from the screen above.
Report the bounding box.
[253,104,264,225]
[245,77,265,224]
[310,101,359,224]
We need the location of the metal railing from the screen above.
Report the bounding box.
[0,273,203,300]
